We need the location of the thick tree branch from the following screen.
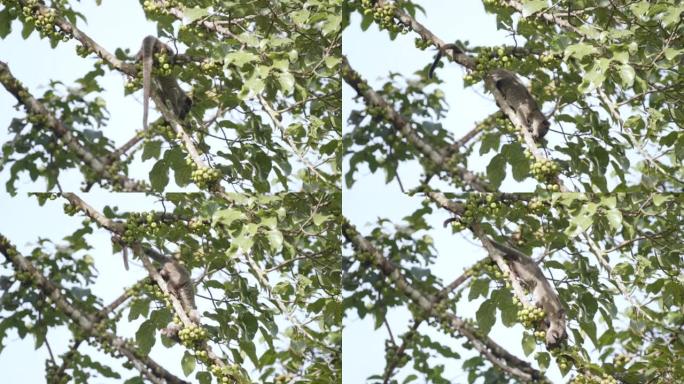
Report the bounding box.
[0,234,189,384]
[342,56,490,192]
[0,61,145,191]
[342,220,544,382]
[61,192,235,375]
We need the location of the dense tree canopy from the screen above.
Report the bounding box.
[342,1,683,384]
[343,0,683,193]
[0,0,341,383]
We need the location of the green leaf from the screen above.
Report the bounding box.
[486,154,506,188]
[224,51,259,67]
[662,4,684,26]
[181,351,196,376]
[604,208,623,232]
[491,289,517,327]
[290,9,310,26]
[0,9,12,38]
[277,71,295,94]
[212,208,246,227]
[322,14,341,36]
[183,7,209,23]
[313,213,330,226]
[240,311,259,338]
[580,292,598,318]
[239,340,259,367]
[566,209,593,237]
[598,329,616,347]
[21,21,33,39]
[135,320,156,354]
[652,194,673,206]
[476,299,496,335]
[612,51,629,64]
[128,298,150,321]
[580,320,598,347]
[259,349,277,366]
[142,140,162,161]
[629,1,649,18]
[149,159,169,191]
[664,48,683,61]
[165,146,192,186]
[479,132,501,155]
[618,64,635,88]
[324,56,340,69]
[581,59,609,93]
[196,371,212,384]
[505,142,529,181]
[266,229,283,252]
[564,43,597,60]
[469,278,490,301]
[242,76,265,98]
[521,0,547,17]
[233,227,255,251]
[535,352,550,370]
[522,332,536,356]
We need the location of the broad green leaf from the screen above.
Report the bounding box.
[564,43,597,60]
[581,59,609,93]
[612,51,629,64]
[492,289,517,327]
[291,9,310,26]
[664,48,683,61]
[277,72,295,94]
[239,340,259,367]
[233,227,255,251]
[128,298,150,321]
[224,51,259,67]
[212,208,246,226]
[313,213,330,226]
[135,320,156,354]
[652,194,673,206]
[183,7,209,23]
[196,372,212,384]
[629,1,649,18]
[618,64,635,88]
[580,292,598,318]
[476,299,496,335]
[605,208,623,232]
[486,154,506,188]
[522,332,536,356]
[469,278,490,301]
[580,320,598,347]
[242,77,265,98]
[149,159,170,192]
[598,329,616,347]
[522,0,547,17]
[0,9,11,38]
[141,140,162,161]
[165,146,192,186]
[536,352,550,370]
[322,14,341,36]
[266,229,283,252]
[181,351,196,376]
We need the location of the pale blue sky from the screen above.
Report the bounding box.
[342,2,565,383]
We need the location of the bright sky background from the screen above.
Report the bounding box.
[342,2,565,383]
